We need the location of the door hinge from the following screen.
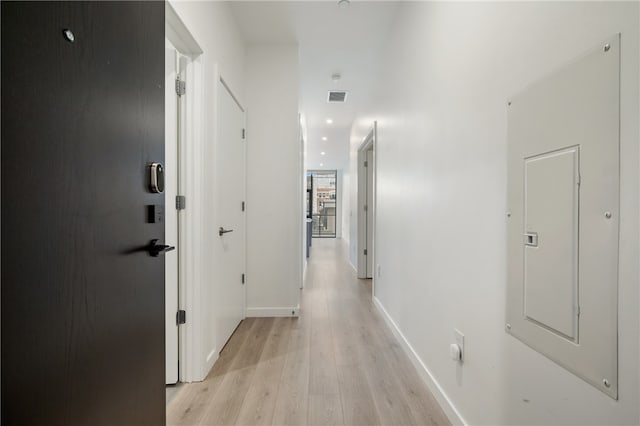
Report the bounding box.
[175,79,186,96]
[242,128,246,139]
[176,195,186,210]
[176,310,186,325]
[241,273,245,284]
[364,205,368,212]
[364,160,368,167]
[242,201,246,212]
[364,249,368,255]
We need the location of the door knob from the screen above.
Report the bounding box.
[219,227,234,237]
[147,239,175,257]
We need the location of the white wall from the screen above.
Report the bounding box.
[341,168,351,248]
[245,44,301,316]
[336,169,343,239]
[171,1,245,98]
[348,2,639,424]
[169,0,246,380]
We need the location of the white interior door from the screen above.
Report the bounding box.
[366,148,374,278]
[165,42,179,384]
[215,79,246,352]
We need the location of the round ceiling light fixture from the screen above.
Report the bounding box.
[338,0,350,8]
[322,136,327,141]
[326,118,333,124]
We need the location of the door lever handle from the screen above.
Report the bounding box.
[219,227,234,237]
[147,239,175,257]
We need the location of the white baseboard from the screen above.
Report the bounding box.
[372,296,466,426]
[246,305,300,317]
[205,347,217,365]
[205,347,218,373]
[189,346,218,383]
[348,259,357,273]
[302,260,308,289]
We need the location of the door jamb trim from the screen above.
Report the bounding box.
[166,1,207,383]
[356,123,377,295]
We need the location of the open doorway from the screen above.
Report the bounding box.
[308,170,338,238]
[357,123,376,279]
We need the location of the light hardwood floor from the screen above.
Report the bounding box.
[167,239,450,426]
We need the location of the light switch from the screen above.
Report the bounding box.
[453,329,464,363]
[449,344,462,362]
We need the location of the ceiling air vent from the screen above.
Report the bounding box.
[327,91,348,103]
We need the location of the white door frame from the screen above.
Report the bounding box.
[166,2,205,383]
[356,123,377,292]
[165,42,179,385]
[299,115,306,290]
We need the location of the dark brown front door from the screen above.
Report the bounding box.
[1,2,166,424]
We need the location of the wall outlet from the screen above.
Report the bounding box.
[454,329,465,363]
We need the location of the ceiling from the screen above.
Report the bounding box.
[229,1,399,170]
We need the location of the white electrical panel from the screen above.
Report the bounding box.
[506,35,620,398]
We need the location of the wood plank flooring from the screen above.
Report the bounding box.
[167,239,450,426]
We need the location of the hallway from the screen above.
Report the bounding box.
[1,2,637,424]
[167,239,449,425]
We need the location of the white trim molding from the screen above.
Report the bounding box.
[205,347,219,370]
[373,296,467,426]
[246,306,300,318]
[166,1,206,383]
[357,123,377,287]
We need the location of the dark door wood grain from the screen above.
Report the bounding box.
[1,2,166,424]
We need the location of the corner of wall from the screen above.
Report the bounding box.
[245,43,301,317]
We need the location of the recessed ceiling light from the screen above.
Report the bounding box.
[326,118,333,124]
[331,73,341,82]
[321,152,326,156]
[322,136,327,141]
[320,163,324,167]
[338,0,350,8]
